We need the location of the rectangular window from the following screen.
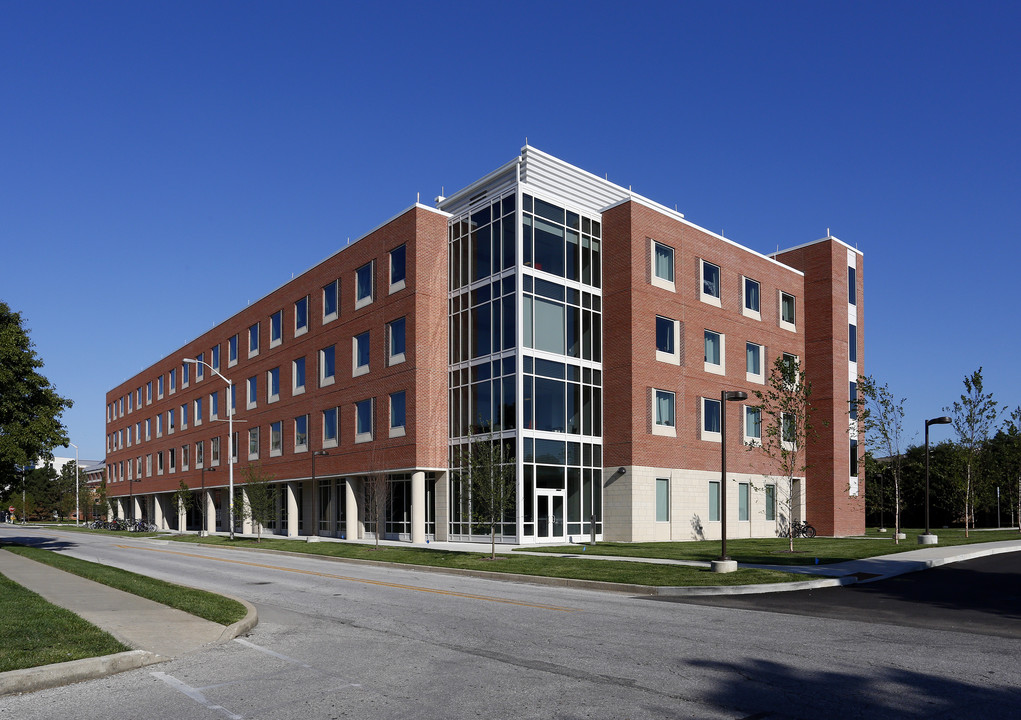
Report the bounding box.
[157,375,164,398]
[850,381,858,420]
[228,334,238,366]
[356,261,374,309]
[248,427,260,460]
[247,376,257,409]
[168,408,175,434]
[211,345,220,371]
[211,437,220,466]
[388,317,406,365]
[780,292,796,330]
[232,431,239,461]
[656,478,669,522]
[157,451,164,475]
[295,296,309,336]
[656,316,674,354]
[701,260,721,303]
[146,381,152,404]
[182,444,190,471]
[765,484,776,521]
[743,277,760,316]
[210,391,219,420]
[194,398,203,425]
[390,391,406,437]
[850,438,859,477]
[355,398,373,442]
[270,421,282,456]
[320,345,336,386]
[168,368,176,394]
[702,397,722,437]
[849,324,857,362]
[182,363,190,387]
[709,481,720,522]
[652,240,675,290]
[323,407,338,448]
[353,331,370,376]
[196,440,204,468]
[169,448,176,473]
[739,482,749,521]
[746,342,763,382]
[294,415,308,452]
[323,280,339,322]
[196,353,205,380]
[653,389,675,436]
[390,244,406,293]
[156,414,163,437]
[270,310,282,347]
[249,323,260,357]
[268,367,280,402]
[145,418,151,440]
[782,412,797,445]
[293,357,306,395]
[179,406,186,430]
[745,406,762,443]
[146,454,152,477]
[704,330,724,374]
[848,266,857,306]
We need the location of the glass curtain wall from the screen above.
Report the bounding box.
[448,188,603,542]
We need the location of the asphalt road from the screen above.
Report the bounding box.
[2,527,1019,720]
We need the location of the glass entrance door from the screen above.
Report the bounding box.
[536,491,565,541]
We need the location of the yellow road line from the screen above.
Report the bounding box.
[116,545,579,612]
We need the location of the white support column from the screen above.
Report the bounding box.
[133,496,143,523]
[434,471,449,542]
[345,478,360,541]
[153,494,165,530]
[286,482,299,537]
[411,471,426,544]
[205,491,217,534]
[241,488,253,535]
[177,497,186,532]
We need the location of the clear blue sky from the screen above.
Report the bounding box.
[3,1,1019,461]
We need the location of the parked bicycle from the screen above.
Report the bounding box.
[791,520,816,538]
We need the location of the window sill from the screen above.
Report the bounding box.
[652,424,676,438]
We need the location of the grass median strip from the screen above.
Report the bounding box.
[165,535,802,586]
[520,528,1021,564]
[0,571,128,672]
[3,545,247,626]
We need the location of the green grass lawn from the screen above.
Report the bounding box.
[0,571,128,672]
[3,545,247,626]
[521,528,1021,565]
[166,534,802,586]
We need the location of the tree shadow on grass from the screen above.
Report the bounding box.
[686,655,1019,720]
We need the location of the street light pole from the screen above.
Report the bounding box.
[921,416,952,545]
[68,442,80,526]
[712,390,748,573]
[184,358,235,540]
[310,450,329,540]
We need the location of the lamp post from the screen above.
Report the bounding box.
[712,390,748,573]
[921,416,952,545]
[184,358,235,540]
[68,442,80,526]
[309,450,329,540]
[200,466,216,537]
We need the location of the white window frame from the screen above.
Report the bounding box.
[270,421,282,457]
[744,405,762,446]
[210,391,219,421]
[267,368,280,403]
[655,477,670,523]
[294,295,309,337]
[746,342,764,384]
[650,239,675,292]
[195,440,204,469]
[388,317,406,366]
[194,398,203,426]
[704,329,725,375]
[655,315,681,365]
[294,414,309,453]
[211,344,220,371]
[700,259,722,307]
[701,397,722,442]
[355,398,374,443]
[228,334,239,367]
[247,376,257,410]
[652,388,676,438]
[248,427,260,461]
[322,407,339,449]
[323,280,339,323]
[353,332,370,377]
[389,244,406,294]
[742,276,761,320]
[179,406,187,431]
[270,310,283,348]
[292,357,306,396]
[355,261,374,310]
[319,345,336,387]
[779,291,797,332]
[389,391,406,438]
[248,323,260,358]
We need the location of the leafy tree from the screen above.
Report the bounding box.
[237,463,277,542]
[0,302,73,485]
[855,376,908,542]
[752,355,813,551]
[458,433,516,560]
[945,368,998,537]
[365,467,390,549]
[54,461,81,521]
[989,407,1021,532]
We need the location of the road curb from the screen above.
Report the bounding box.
[0,650,162,697]
[216,593,259,642]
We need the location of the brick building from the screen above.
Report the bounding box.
[104,146,864,543]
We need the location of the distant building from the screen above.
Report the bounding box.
[104,147,864,542]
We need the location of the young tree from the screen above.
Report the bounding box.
[365,466,390,549]
[238,463,277,542]
[752,355,813,552]
[0,302,73,485]
[172,480,195,529]
[945,367,998,537]
[54,461,80,521]
[458,433,516,560]
[855,376,908,543]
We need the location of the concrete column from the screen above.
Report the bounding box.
[153,494,165,530]
[434,471,449,542]
[411,471,426,544]
[132,496,142,523]
[114,500,123,520]
[241,488,253,535]
[177,497,186,531]
[286,482,299,537]
[204,491,216,534]
[345,477,360,541]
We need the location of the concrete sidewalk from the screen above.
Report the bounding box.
[0,548,256,696]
